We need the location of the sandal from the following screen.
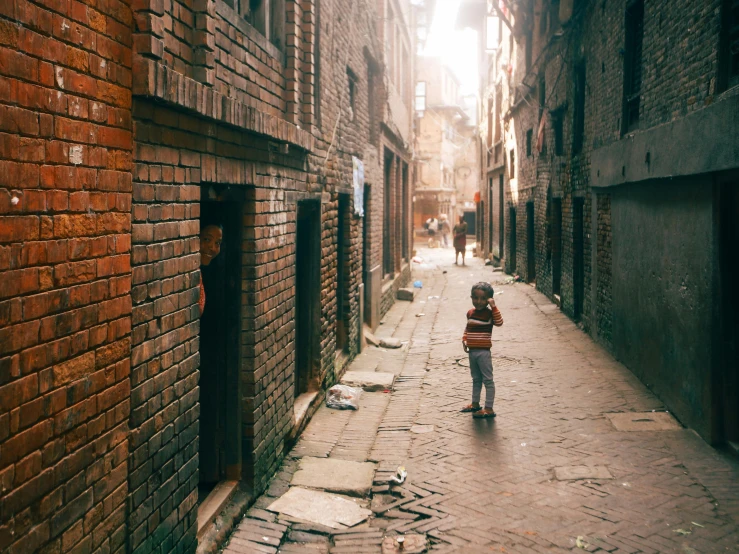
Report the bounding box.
[460,404,481,413]
[473,408,497,419]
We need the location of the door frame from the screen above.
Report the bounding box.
[199,185,245,485]
[296,199,322,395]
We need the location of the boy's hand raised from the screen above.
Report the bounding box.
[488,297,496,309]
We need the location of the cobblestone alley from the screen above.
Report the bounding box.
[219,248,739,554]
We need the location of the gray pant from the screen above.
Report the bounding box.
[469,349,495,409]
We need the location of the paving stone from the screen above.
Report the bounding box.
[606,411,682,431]
[267,487,371,530]
[410,425,434,434]
[553,465,614,481]
[341,371,396,392]
[291,457,377,497]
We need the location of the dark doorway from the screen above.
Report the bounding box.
[296,200,321,397]
[573,197,585,320]
[463,210,476,236]
[509,207,517,273]
[719,181,739,446]
[336,194,349,351]
[362,185,371,326]
[475,200,485,246]
[552,198,562,296]
[362,185,370,285]
[199,195,243,492]
[488,181,494,255]
[402,163,409,260]
[383,151,393,276]
[526,202,535,282]
[499,175,505,259]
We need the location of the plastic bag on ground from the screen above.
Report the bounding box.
[326,384,362,410]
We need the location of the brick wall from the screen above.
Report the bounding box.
[2,0,413,551]
[480,0,735,440]
[595,193,612,347]
[0,1,134,553]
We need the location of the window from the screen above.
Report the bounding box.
[719,0,739,91]
[622,0,644,134]
[538,75,547,154]
[415,81,426,114]
[494,84,501,142]
[526,129,533,157]
[487,96,493,148]
[538,74,546,119]
[347,68,357,122]
[486,15,501,50]
[551,0,561,27]
[386,6,395,84]
[315,0,321,125]
[226,0,285,50]
[573,61,586,154]
[553,110,564,156]
[509,149,516,178]
[368,64,378,144]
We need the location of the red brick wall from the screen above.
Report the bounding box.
[1,0,414,551]
[0,1,133,553]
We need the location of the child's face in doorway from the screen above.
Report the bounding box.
[471,289,491,310]
[200,225,223,266]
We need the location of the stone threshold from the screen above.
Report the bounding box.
[289,391,321,442]
[198,481,239,539]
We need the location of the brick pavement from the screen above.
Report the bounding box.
[220,247,739,553]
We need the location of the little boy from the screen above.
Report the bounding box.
[460,282,504,418]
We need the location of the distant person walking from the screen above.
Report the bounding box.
[439,214,451,248]
[425,216,439,247]
[453,215,468,265]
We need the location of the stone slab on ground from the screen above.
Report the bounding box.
[379,337,403,349]
[266,487,371,530]
[606,411,682,431]
[410,425,434,434]
[554,466,614,481]
[290,457,377,497]
[341,371,395,392]
[397,288,415,301]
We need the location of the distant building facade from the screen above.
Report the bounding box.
[414,57,478,237]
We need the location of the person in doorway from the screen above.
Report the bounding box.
[199,223,223,314]
[453,215,468,265]
[439,214,451,248]
[425,216,439,247]
[460,282,504,418]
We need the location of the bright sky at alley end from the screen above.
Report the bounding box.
[423,0,480,95]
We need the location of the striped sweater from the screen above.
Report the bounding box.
[463,307,503,349]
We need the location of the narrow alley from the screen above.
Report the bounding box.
[219,248,739,553]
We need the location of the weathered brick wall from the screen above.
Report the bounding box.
[129,102,204,554]
[2,0,406,551]
[130,96,314,540]
[0,1,134,553]
[213,3,287,114]
[380,263,411,317]
[492,0,726,335]
[242,177,305,493]
[595,193,612,347]
[309,0,386,357]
